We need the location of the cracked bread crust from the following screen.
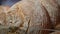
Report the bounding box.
[6,0,60,34]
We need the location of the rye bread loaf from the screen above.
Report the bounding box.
[6,0,60,34]
[6,0,52,34]
[0,6,10,34]
[0,6,7,25]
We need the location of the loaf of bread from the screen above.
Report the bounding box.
[6,0,60,34]
[6,0,52,34]
[0,6,7,25]
[0,6,10,34]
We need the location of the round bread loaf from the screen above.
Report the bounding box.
[6,0,60,34]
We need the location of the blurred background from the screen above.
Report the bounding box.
[0,0,21,7]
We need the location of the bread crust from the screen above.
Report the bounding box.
[6,0,60,34]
